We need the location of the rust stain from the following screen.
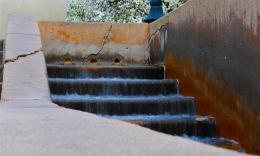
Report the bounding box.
[166,52,260,153]
[110,24,149,44]
[39,22,149,45]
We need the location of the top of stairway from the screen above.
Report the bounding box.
[47,64,165,79]
[47,64,165,69]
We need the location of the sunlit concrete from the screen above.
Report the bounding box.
[2,14,49,101]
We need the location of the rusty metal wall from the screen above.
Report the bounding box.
[149,0,260,154]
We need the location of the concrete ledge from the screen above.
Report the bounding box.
[1,13,49,101]
[0,13,250,156]
[0,101,247,156]
[2,52,50,101]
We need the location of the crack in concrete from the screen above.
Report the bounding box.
[96,24,113,55]
[83,24,113,61]
[83,25,113,61]
[4,49,42,64]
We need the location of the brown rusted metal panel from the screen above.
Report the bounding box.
[149,0,260,154]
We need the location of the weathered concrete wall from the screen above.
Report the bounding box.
[39,22,150,65]
[2,14,50,101]
[0,0,67,39]
[149,0,260,154]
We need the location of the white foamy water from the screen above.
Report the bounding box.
[51,94,192,101]
[48,78,174,82]
[101,114,197,121]
[183,135,241,148]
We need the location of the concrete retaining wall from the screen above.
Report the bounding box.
[149,0,260,154]
[2,14,50,101]
[39,22,150,65]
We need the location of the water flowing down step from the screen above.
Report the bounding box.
[103,114,217,137]
[51,94,196,115]
[47,65,165,79]
[47,64,241,150]
[49,78,179,96]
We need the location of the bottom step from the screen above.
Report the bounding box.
[102,115,216,137]
[185,136,243,152]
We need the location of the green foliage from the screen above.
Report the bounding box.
[66,0,187,23]
[67,0,87,21]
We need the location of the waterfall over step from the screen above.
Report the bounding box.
[47,64,241,150]
[51,95,196,115]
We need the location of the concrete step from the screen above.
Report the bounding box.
[49,78,179,96]
[47,64,165,79]
[185,136,242,151]
[51,95,196,115]
[103,115,217,137]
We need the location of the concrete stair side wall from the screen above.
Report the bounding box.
[1,13,50,102]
